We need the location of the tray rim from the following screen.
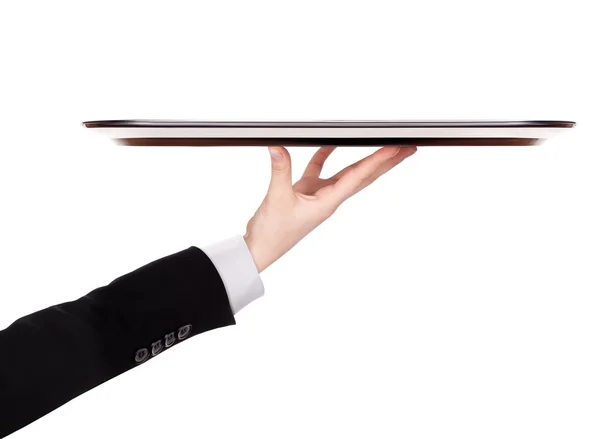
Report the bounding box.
[82,120,576,129]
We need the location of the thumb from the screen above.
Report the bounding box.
[268,146,293,196]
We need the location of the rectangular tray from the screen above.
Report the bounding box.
[82,120,576,146]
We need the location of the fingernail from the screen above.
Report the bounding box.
[269,147,282,160]
[391,147,401,157]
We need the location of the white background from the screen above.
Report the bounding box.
[0,0,598,438]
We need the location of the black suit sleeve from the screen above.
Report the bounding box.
[0,246,235,438]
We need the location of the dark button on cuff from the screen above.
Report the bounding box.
[177,324,192,340]
[151,340,163,356]
[165,332,176,348]
[134,348,149,364]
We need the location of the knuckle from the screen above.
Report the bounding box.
[272,163,290,174]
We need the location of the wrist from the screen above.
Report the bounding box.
[243,233,267,273]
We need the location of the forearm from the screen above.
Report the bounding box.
[0,246,235,438]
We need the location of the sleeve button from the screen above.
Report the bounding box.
[134,348,149,364]
[151,340,163,356]
[165,332,176,348]
[177,324,192,340]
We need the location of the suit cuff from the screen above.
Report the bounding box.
[200,235,264,314]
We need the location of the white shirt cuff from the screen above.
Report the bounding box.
[200,235,264,314]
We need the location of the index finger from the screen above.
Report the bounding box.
[327,147,409,203]
[302,147,336,178]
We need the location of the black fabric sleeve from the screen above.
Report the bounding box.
[0,246,235,438]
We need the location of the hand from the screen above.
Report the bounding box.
[244,145,417,272]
